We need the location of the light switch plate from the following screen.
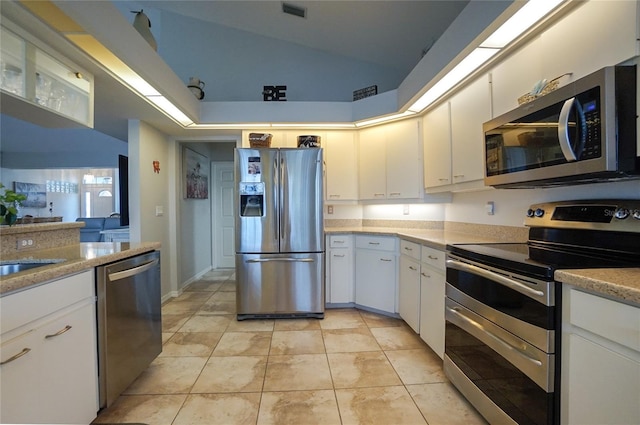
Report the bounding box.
[155,205,164,216]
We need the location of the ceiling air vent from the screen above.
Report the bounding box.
[282,2,307,18]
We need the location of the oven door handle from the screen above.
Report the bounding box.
[446,259,545,300]
[446,305,543,368]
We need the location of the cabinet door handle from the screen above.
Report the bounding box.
[0,348,31,365]
[45,325,72,339]
[374,193,385,197]
[334,240,345,244]
[328,194,341,198]
[380,258,392,262]
[409,266,418,271]
[438,178,449,182]
[368,242,380,245]
[333,254,345,258]
[389,192,401,196]
[421,272,431,278]
[453,174,464,178]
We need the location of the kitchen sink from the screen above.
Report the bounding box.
[0,260,64,277]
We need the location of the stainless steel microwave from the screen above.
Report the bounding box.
[483,66,638,188]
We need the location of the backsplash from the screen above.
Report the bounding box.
[0,222,82,258]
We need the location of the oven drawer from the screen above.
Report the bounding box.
[445,297,554,392]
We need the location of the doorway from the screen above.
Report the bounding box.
[212,161,235,268]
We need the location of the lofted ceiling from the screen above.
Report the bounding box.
[122,0,470,76]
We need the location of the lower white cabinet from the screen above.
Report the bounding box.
[326,234,355,304]
[561,285,640,425]
[399,240,421,332]
[419,246,446,358]
[355,235,397,314]
[0,270,98,424]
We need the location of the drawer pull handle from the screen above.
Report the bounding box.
[333,254,345,258]
[334,240,345,244]
[380,258,392,262]
[368,242,380,245]
[404,247,413,251]
[45,325,72,339]
[1,348,31,365]
[438,178,449,182]
[428,255,439,260]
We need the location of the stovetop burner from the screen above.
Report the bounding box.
[448,200,640,280]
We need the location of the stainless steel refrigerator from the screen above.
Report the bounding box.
[234,147,324,320]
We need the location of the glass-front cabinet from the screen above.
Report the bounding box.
[1,24,93,127]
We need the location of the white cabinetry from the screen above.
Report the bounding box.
[355,235,397,314]
[358,119,423,200]
[0,22,93,128]
[326,234,355,304]
[561,286,640,425]
[399,239,421,332]
[419,246,446,358]
[0,270,98,424]
[423,101,452,189]
[325,131,359,201]
[423,75,489,192]
[490,1,638,117]
[449,75,490,186]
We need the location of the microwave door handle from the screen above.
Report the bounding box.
[558,97,579,161]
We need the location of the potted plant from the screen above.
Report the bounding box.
[0,183,27,226]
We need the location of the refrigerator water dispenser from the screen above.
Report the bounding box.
[239,182,264,216]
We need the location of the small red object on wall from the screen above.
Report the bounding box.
[153,160,160,173]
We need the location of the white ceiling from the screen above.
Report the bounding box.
[1,0,474,159]
[124,0,470,74]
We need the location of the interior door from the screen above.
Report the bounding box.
[212,162,235,268]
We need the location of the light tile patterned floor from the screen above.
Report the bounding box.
[92,269,487,425]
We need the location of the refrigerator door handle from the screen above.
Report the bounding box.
[246,258,315,263]
[273,155,280,243]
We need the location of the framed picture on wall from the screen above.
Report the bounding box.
[183,147,209,199]
[14,182,47,208]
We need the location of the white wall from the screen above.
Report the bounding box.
[128,120,174,298]
[178,142,213,289]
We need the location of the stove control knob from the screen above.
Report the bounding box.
[534,208,545,218]
[526,209,535,217]
[633,210,640,220]
[614,208,630,220]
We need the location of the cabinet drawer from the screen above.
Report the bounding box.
[400,239,421,261]
[567,287,640,352]
[329,234,353,249]
[421,246,445,271]
[1,270,94,335]
[355,235,396,252]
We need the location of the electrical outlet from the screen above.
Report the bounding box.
[486,201,495,215]
[327,205,334,215]
[403,205,410,215]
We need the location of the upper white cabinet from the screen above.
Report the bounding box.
[449,75,491,186]
[324,131,358,201]
[0,23,93,128]
[423,101,452,189]
[423,75,489,192]
[359,118,423,200]
[491,0,639,117]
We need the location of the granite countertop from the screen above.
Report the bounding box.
[327,226,640,307]
[0,242,161,296]
[555,268,640,307]
[325,226,522,250]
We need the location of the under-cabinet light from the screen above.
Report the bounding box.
[146,95,194,126]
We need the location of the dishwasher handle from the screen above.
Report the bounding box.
[108,259,159,282]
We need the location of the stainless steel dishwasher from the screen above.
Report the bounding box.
[96,250,161,409]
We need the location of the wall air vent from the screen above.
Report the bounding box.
[282,2,307,18]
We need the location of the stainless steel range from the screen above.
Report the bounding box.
[444,200,640,425]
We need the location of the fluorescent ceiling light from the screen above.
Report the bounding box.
[481,0,565,48]
[272,123,355,128]
[408,47,498,113]
[146,95,193,126]
[355,111,416,128]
